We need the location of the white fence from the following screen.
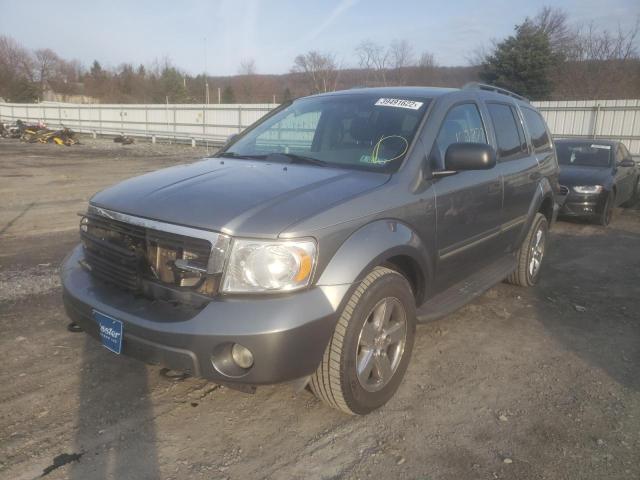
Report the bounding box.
[1,99,640,153]
[535,99,640,154]
[0,102,277,145]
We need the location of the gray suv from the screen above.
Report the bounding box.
[62,84,560,415]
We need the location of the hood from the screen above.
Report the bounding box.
[90,158,390,237]
[558,165,612,187]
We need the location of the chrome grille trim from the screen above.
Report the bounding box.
[87,205,231,274]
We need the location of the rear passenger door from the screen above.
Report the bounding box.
[486,102,540,251]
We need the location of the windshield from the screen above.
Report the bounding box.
[556,142,612,167]
[218,94,430,172]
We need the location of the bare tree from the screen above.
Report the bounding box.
[355,40,389,85]
[0,35,35,81]
[35,48,60,91]
[389,39,415,84]
[238,58,258,101]
[0,35,36,100]
[238,58,257,76]
[529,7,575,56]
[291,51,339,93]
[418,51,436,69]
[553,18,640,98]
[415,51,438,85]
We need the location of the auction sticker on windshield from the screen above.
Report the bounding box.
[93,310,123,354]
[375,98,424,110]
[591,144,612,150]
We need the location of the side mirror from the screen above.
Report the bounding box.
[618,158,635,168]
[434,143,496,177]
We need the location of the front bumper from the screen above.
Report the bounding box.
[61,245,349,385]
[559,191,607,217]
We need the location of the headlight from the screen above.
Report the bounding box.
[573,185,603,194]
[221,239,316,293]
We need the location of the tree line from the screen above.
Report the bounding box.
[0,7,638,104]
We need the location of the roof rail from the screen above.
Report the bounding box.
[463,82,529,103]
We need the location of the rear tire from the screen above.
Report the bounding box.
[310,267,416,415]
[506,213,548,287]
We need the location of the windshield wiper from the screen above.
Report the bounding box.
[215,152,267,159]
[215,151,327,167]
[267,152,328,167]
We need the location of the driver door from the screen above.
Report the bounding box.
[431,102,503,290]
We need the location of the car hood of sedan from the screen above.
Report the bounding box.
[558,165,612,187]
[90,158,390,237]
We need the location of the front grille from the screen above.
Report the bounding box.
[80,212,213,296]
[559,185,569,195]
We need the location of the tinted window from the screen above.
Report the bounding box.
[487,103,524,160]
[432,103,487,167]
[223,94,430,173]
[556,142,612,167]
[522,107,551,151]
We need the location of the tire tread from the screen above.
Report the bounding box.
[310,267,398,414]
[506,213,546,287]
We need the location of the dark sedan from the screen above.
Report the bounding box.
[556,139,639,225]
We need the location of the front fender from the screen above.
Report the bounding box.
[316,219,432,290]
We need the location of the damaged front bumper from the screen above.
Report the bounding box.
[61,245,348,386]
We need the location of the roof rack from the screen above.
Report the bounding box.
[463,82,529,103]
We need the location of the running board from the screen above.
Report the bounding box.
[416,256,516,323]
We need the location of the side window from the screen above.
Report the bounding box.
[487,103,526,161]
[522,107,551,152]
[431,103,487,167]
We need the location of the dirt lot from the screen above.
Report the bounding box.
[1,138,639,480]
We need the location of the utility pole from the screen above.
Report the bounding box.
[204,37,210,105]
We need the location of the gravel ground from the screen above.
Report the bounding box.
[0,138,639,480]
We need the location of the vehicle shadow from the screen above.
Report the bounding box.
[533,217,640,392]
[70,336,160,479]
[0,202,34,235]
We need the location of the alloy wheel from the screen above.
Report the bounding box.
[356,297,407,392]
[528,226,545,278]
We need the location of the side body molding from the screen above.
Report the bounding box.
[316,219,432,292]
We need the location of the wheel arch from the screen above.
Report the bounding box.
[516,178,555,247]
[316,219,433,305]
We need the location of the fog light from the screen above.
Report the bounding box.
[231,343,254,369]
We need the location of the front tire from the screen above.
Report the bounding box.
[621,178,639,208]
[506,213,548,287]
[597,191,614,226]
[310,267,416,415]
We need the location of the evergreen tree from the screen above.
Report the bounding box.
[480,23,558,100]
[90,60,104,79]
[221,85,235,103]
[10,77,39,102]
[158,66,189,103]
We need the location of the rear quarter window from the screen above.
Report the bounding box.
[486,103,527,161]
[522,107,552,152]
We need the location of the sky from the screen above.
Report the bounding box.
[1,0,639,76]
